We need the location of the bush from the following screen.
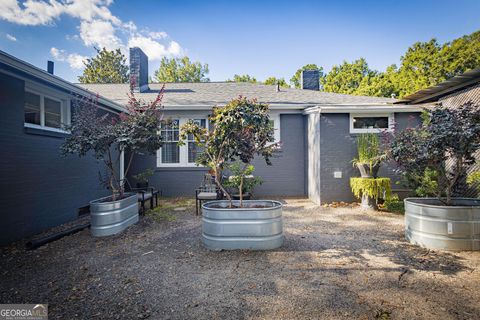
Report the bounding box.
[389,102,480,205]
[383,194,405,214]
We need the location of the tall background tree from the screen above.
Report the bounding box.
[227,74,258,83]
[154,57,209,82]
[290,30,480,98]
[321,58,376,95]
[264,76,289,88]
[78,47,129,84]
[290,64,324,88]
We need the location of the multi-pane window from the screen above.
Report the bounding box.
[24,91,41,125]
[160,119,180,164]
[24,89,69,131]
[188,119,206,163]
[157,117,209,167]
[350,113,394,133]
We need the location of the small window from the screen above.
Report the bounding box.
[24,88,70,132]
[160,119,180,164]
[270,113,281,143]
[350,113,393,134]
[24,92,41,125]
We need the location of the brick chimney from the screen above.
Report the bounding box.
[129,47,149,92]
[301,70,320,91]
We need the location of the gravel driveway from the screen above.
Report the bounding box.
[1,198,479,320]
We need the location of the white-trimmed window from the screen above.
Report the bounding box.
[270,113,281,143]
[24,88,70,132]
[349,113,394,134]
[157,118,209,167]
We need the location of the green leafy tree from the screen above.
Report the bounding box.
[180,97,278,206]
[154,56,209,82]
[440,30,480,78]
[264,77,289,88]
[78,47,129,84]
[322,58,376,95]
[290,64,323,88]
[394,39,445,97]
[356,64,399,98]
[61,88,165,200]
[227,74,257,83]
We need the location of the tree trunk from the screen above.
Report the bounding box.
[239,176,244,207]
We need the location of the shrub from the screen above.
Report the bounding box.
[390,102,480,205]
[383,194,405,214]
[223,163,263,195]
[350,177,391,201]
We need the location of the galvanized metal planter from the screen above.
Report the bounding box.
[202,200,283,250]
[404,198,480,251]
[90,193,139,237]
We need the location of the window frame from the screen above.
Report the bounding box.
[23,84,71,134]
[349,113,394,134]
[156,117,209,167]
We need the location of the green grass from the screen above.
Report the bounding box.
[145,197,194,221]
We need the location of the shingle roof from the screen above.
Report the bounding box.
[77,82,396,108]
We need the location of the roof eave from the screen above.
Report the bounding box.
[0,50,125,113]
[303,104,424,114]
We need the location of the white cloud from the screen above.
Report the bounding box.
[0,0,118,26]
[50,47,87,69]
[79,19,122,50]
[1,1,185,70]
[148,31,167,40]
[6,33,17,41]
[128,35,184,61]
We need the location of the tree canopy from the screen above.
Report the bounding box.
[264,77,289,88]
[154,56,209,82]
[290,30,480,98]
[321,58,376,95]
[78,47,129,84]
[290,64,323,88]
[227,74,258,83]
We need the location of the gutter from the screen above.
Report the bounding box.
[303,104,424,115]
[0,50,125,113]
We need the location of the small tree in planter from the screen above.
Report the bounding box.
[61,89,164,236]
[180,96,278,207]
[390,102,480,250]
[390,102,480,205]
[180,96,283,250]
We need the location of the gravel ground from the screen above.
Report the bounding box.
[1,198,479,320]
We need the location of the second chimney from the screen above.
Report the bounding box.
[301,70,319,91]
[129,47,149,93]
[47,61,54,75]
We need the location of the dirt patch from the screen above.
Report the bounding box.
[1,198,479,319]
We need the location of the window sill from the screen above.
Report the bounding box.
[155,166,209,171]
[24,124,69,138]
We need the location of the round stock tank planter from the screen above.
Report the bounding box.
[202,200,284,250]
[404,198,480,251]
[90,193,139,237]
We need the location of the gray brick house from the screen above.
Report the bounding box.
[1,47,435,244]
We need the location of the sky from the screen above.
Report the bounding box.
[1,0,479,83]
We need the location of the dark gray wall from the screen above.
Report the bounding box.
[0,72,113,245]
[129,114,306,197]
[318,112,422,203]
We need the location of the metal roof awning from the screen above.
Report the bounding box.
[398,69,480,104]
